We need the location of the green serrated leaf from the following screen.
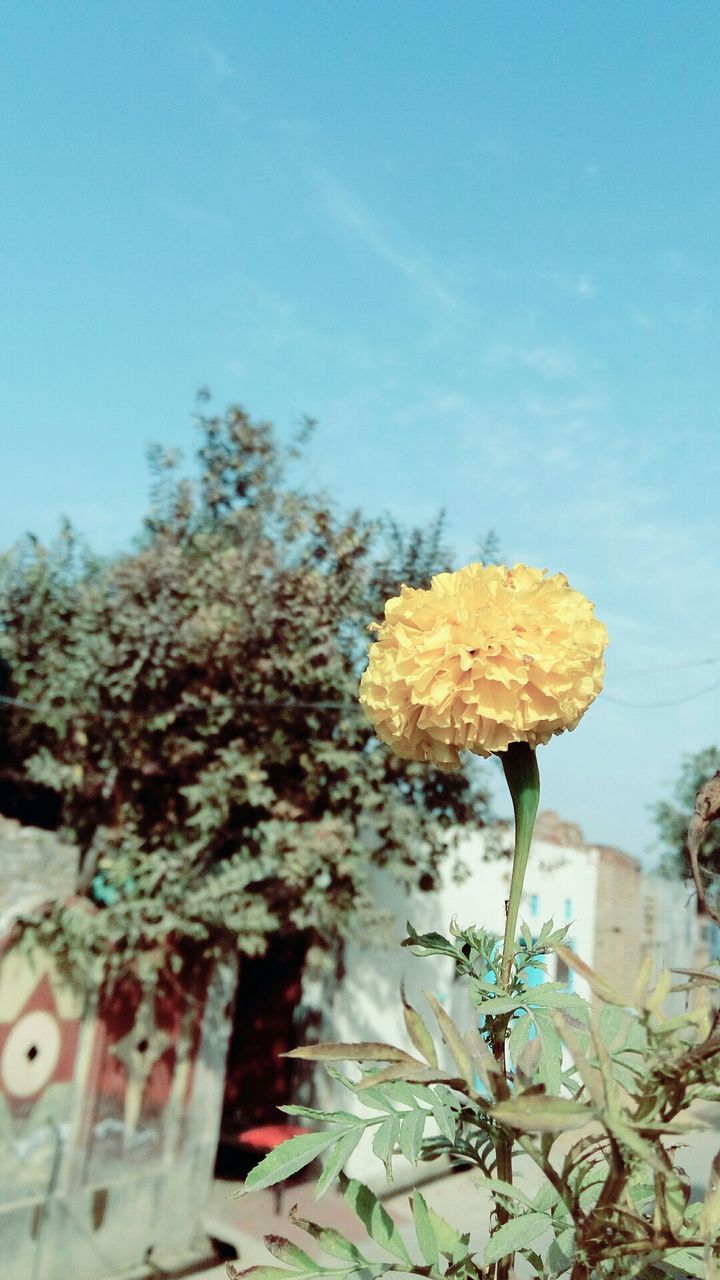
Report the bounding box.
[477,995,526,1017]
[554,1226,574,1254]
[662,1247,706,1278]
[427,1206,470,1263]
[315,1127,363,1196]
[289,1209,366,1263]
[339,1174,412,1265]
[577,1173,607,1211]
[545,1237,572,1277]
[605,1119,667,1174]
[700,1149,720,1238]
[431,1087,458,1141]
[532,1012,563,1094]
[526,986,588,1014]
[629,1182,655,1205]
[478,1177,534,1208]
[484,1212,549,1265]
[372,1114,401,1177]
[380,1079,437,1108]
[242,1130,338,1194]
[508,1011,533,1066]
[281,1104,361,1125]
[264,1235,318,1270]
[402,925,460,961]
[411,1191,439,1268]
[532,1181,560,1212]
[598,1001,626,1048]
[348,1084,399,1114]
[398,1107,426,1163]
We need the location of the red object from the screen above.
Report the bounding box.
[237,1123,312,1149]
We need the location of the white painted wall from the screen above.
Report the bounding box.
[437,830,599,1003]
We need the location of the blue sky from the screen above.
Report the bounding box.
[2,2,719,861]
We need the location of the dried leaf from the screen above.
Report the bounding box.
[285,1042,419,1064]
[550,943,626,1006]
[401,981,438,1067]
[492,1094,589,1133]
[356,1063,459,1089]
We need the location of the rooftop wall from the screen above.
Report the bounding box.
[0,817,78,934]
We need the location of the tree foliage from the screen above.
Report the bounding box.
[652,746,720,881]
[0,397,491,975]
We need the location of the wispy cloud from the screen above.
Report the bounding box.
[576,272,599,299]
[269,115,319,140]
[629,307,657,330]
[317,173,460,310]
[487,342,579,379]
[157,199,232,233]
[476,131,515,162]
[658,248,696,279]
[541,267,600,300]
[197,39,237,81]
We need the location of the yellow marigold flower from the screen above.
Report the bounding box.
[359,563,608,767]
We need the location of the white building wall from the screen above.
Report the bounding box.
[438,830,599,1003]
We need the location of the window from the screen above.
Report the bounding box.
[556,939,575,991]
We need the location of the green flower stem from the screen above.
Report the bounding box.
[499,742,540,991]
[492,742,540,1280]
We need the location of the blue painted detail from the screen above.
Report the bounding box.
[90,873,120,906]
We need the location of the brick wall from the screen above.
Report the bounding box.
[533,809,587,849]
[593,844,643,1001]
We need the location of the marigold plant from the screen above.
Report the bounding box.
[237,565,720,1280]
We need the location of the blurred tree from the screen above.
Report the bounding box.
[652,745,720,881]
[0,396,492,975]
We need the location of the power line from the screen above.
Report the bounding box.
[0,692,361,719]
[604,679,720,710]
[612,656,720,680]
[2,658,719,722]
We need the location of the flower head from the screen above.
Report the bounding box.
[359,563,608,767]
